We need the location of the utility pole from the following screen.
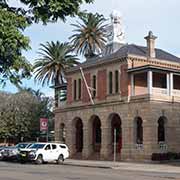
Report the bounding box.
[80,67,94,105]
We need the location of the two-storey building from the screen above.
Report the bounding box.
[54,13,180,161]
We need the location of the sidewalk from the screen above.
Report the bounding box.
[65,159,180,173]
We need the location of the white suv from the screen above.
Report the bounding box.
[19,142,69,164]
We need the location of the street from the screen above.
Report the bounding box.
[0,161,180,180]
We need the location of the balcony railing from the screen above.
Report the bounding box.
[152,87,167,95]
[173,89,180,96]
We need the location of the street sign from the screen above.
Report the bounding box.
[40,118,48,131]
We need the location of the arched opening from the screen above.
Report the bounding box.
[110,113,122,154]
[134,117,143,144]
[60,123,66,143]
[75,118,83,152]
[91,115,101,152]
[158,116,166,142]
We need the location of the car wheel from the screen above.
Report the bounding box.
[35,155,43,164]
[57,154,64,164]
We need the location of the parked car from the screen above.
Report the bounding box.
[2,143,32,161]
[19,142,69,164]
[0,146,5,160]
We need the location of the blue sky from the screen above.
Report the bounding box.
[1,0,180,97]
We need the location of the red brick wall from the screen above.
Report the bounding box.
[120,64,129,96]
[97,69,107,101]
[67,77,72,104]
[82,73,91,103]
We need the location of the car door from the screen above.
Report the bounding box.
[51,144,59,160]
[43,144,52,161]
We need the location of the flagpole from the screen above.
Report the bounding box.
[80,67,94,105]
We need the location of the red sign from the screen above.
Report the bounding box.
[40,118,48,131]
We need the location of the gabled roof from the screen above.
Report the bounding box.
[66,44,180,73]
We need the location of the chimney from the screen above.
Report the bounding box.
[144,31,157,58]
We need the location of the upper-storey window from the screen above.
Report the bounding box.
[78,78,81,100]
[109,71,113,94]
[73,80,77,100]
[115,70,119,93]
[92,75,96,98]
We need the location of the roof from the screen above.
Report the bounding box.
[127,65,180,74]
[66,44,180,73]
[123,44,180,62]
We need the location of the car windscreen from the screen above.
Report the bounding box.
[16,143,29,149]
[30,144,46,149]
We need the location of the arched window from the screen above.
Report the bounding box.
[135,117,143,144]
[158,117,165,142]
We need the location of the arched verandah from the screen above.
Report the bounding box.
[59,123,66,143]
[72,117,83,153]
[89,115,102,153]
[109,113,122,154]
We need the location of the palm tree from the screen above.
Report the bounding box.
[34,41,79,107]
[70,13,107,58]
[34,41,79,86]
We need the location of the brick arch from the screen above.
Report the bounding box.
[134,116,143,144]
[59,123,65,143]
[89,115,101,153]
[72,117,83,153]
[157,116,168,142]
[108,113,122,154]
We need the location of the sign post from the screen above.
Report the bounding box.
[113,128,116,162]
[40,118,48,142]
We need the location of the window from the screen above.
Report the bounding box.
[52,144,57,149]
[109,71,113,94]
[115,70,119,93]
[92,75,96,98]
[135,117,143,144]
[60,145,66,149]
[78,79,81,100]
[45,144,51,150]
[73,80,77,100]
[158,117,165,142]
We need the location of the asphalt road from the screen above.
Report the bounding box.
[0,161,180,180]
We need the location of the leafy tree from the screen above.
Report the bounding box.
[70,12,107,58]
[0,9,32,85]
[0,0,94,24]
[0,0,94,85]
[0,90,53,143]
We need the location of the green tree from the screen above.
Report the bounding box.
[70,12,107,58]
[0,9,32,85]
[1,0,94,24]
[34,41,79,106]
[34,41,79,86]
[0,90,53,143]
[0,0,94,85]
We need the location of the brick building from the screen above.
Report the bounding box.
[54,13,180,161]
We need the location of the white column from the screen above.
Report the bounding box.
[148,70,153,94]
[169,73,173,96]
[130,73,135,96]
[166,73,170,95]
